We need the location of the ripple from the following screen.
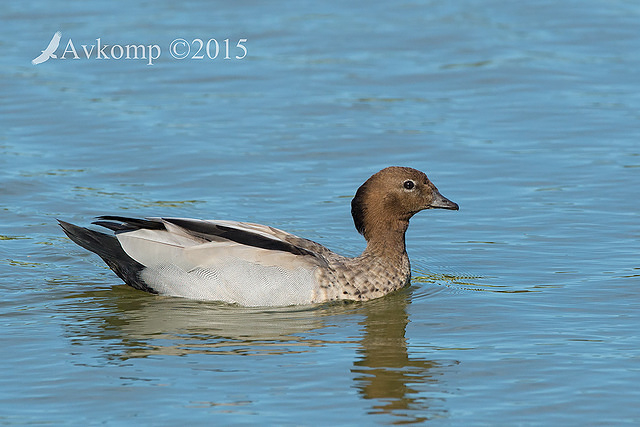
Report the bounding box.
[412,269,535,294]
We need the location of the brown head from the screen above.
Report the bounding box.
[351,166,458,243]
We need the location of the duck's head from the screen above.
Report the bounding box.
[351,166,458,241]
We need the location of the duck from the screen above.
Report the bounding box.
[59,166,458,306]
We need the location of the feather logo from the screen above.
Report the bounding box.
[32,31,62,65]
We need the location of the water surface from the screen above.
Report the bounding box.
[1,0,639,425]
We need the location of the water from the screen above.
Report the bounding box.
[2,0,639,424]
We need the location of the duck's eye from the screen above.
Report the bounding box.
[403,180,415,190]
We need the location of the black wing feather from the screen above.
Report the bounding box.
[163,218,317,257]
[94,216,166,231]
[90,216,318,258]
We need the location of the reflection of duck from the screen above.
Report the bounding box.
[59,167,458,306]
[352,289,449,422]
[61,285,357,358]
[60,282,452,420]
[32,31,61,65]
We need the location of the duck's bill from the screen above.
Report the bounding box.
[429,191,459,210]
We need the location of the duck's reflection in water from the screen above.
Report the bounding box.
[62,283,450,422]
[351,289,449,423]
[63,285,343,357]
[62,284,359,358]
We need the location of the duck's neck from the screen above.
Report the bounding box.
[362,217,410,262]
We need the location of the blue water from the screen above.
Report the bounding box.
[1,0,639,425]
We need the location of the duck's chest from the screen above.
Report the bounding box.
[313,254,411,302]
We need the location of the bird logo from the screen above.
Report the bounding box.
[32,31,62,65]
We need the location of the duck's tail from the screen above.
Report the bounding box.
[58,220,157,294]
